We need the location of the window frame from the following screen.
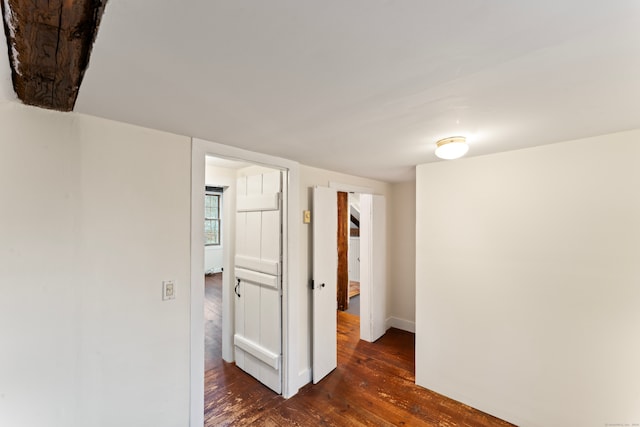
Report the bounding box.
[204,188,222,246]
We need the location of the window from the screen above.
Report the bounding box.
[205,191,221,245]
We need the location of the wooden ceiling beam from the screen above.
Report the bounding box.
[1,0,107,111]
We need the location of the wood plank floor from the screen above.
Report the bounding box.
[204,274,514,426]
[204,272,223,372]
[348,280,360,298]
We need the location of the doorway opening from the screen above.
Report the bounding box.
[311,183,387,384]
[341,192,361,317]
[203,157,284,394]
[202,156,244,370]
[191,138,301,427]
[328,182,386,344]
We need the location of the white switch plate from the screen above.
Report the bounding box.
[162,280,175,300]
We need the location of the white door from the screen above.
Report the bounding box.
[234,170,282,393]
[360,194,387,342]
[348,237,360,282]
[312,186,338,384]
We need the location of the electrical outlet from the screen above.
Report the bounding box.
[163,280,175,300]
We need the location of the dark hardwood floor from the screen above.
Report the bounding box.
[204,273,223,372]
[204,273,514,426]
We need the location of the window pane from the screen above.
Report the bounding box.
[204,220,213,245]
[204,219,220,245]
[212,220,219,243]
[211,195,219,219]
[204,194,221,245]
[205,194,220,219]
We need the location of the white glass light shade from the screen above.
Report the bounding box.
[435,137,468,160]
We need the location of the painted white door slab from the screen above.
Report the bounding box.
[234,170,282,393]
[360,194,387,342]
[348,237,360,282]
[312,186,338,384]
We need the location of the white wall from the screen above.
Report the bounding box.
[415,130,640,427]
[205,164,238,186]
[297,165,391,385]
[0,101,191,427]
[388,180,416,332]
[204,165,237,274]
[204,246,223,274]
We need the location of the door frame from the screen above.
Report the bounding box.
[190,138,300,427]
[327,182,383,342]
[203,172,235,363]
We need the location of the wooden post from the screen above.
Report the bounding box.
[336,191,349,311]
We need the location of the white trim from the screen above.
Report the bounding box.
[203,171,235,364]
[369,195,387,341]
[359,193,373,342]
[190,145,206,427]
[386,317,416,334]
[328,181,373,194]
[190,139,301,427]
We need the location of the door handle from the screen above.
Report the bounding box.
[311,281,326,290]
[235,278,241,297]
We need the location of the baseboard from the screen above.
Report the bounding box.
[386,316,415,333]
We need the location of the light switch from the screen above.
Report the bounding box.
[163,280,175,300]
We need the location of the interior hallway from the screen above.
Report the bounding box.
[203,273,513,426]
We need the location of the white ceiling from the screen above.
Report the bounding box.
[4,1,640,182]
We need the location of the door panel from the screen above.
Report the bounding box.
[360,194,387,342]
[312,186,338,384]
[234,170,282,393]
[348,237,360,282]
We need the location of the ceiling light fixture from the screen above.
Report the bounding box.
[435,136,468,160]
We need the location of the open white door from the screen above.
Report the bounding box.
[234,170,282,393]
[360,194,387,342]
[312,186,338,384]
